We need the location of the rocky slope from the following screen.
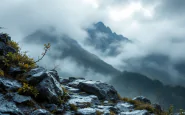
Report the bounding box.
[0,33,169,115]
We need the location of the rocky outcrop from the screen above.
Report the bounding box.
[27,67,64,104]
[133,96,151,104]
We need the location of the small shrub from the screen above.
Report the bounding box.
[69,104,78,111]
[179,109,185,115]
[168,105,174,115]
[135,103,154,113]
[0,69,4,76]
[7,40,20,52]
[96,110,104,115]
[110,110,116,115]
[18,83,39,97]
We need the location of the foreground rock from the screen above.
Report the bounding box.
[78,80,119,101]
[27,67,63,104]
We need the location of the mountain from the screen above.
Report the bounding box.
[111,71,185,111]
[23,22,185,112]
[0,34,169,115]
[86,22,130,56]
[24,29,121,76]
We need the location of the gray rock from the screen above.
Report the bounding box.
[12,93,32,104]
[133,96,151,104]
[9,67,24,76]
[120,110,150,115]
[77,108,96,115]
[0,93,23,115]
[45,104,57,112]
[78,80,119,100]
[27,67,47,85]
[5,46,16,54]
[0,77,22,91]
[0,42,5,52]
[36,71,63,104]
[0,33,11,43]
[27,68,63,104]
[48,69,60,81]
[115,102,134,112]
[30,109,51,115]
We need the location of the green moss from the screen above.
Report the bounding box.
[96,110,104,115]
[69,104,78,111]
[0,69,4,76]
[120,96,167,114]
[18,83,39,97]
[110,110,116,115]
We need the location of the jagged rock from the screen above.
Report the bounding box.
[120,110,150,115]
[0,77,22,91]
[115,102,134,112]
[36,71,63,104]
[27,67,47,85]
[30,109,51,115]
[68,94,99,106]
[133,96,151,104]
[48,69,60,81]
[0,33,11,43]
[12,93,32,104]
[0,41,5,55]
[77,108,96,115]
[9,67,25,76]
[45,104,57,112]
[27,67,63,104]
[0,93,23,115]
[78,80,119,100]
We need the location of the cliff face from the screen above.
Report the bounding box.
[0,33,167,115]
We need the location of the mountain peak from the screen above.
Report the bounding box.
[94,22,112,34]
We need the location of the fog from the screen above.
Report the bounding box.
[1,0,185,87]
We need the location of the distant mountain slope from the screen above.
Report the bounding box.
[24,29,121,76]
[86,22,130,56]
[111,71,185,111]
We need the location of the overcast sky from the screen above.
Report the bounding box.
[1,0,185,59]
[1,0,185,84]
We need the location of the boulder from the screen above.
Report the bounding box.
[9,67,25,76]
[27,67,47,85]
[120,110,150,115]
[12,93,32,104]
[0,77,22,91]
[36,73,63,104]
[0,33,11,43]
[30,109,51,115]
[77,108,96,115]
[78,81,119,100]
[0,93,23,115]
[133,96,151,104]
[0,41,5,55]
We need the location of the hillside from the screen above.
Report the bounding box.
[24,29,120,77]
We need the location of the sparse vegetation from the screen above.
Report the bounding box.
[60,86,70,104]
[0,33,50,77]
[69,104,78,111]
[0,69,4,76]
[18,83,39,97]
[96,110,104,115]
[120,97,167,114]
[109,110,116,115]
